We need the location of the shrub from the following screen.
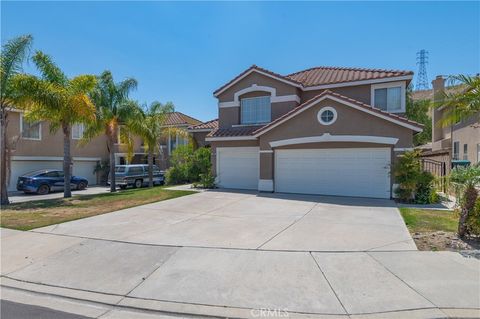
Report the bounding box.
[415,171,436,204]
[199,171,215,189]
[467,198,480,236]
[394,150,422,202]
[166,145,212,185]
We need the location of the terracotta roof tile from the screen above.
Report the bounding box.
[164,112,202,126]
[286,66,413,87]
[188,119,218,131]
[207,125,263,138]
[252,90,423,136]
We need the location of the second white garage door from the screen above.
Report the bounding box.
[216,147,259,190]
[275,148,391,199]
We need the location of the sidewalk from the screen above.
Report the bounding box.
[1,228,479,319]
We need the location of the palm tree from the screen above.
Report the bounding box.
[127,101,188,187]
[437,74,480,127]
[0,34,33,205]
[13,51,97,198]
[84,71,138,192]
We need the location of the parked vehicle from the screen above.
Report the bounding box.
[17,169,89,195]
[109,164,164,189]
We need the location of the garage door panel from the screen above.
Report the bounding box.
[217,148,259,190]
[217,147,259,190]
[275,148,390,199]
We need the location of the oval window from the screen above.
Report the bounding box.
[317,107,337,125]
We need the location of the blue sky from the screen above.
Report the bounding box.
[2,1,479,122]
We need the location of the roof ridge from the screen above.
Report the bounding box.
[286,65,413,77]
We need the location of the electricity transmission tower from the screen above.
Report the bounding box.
[416,49,429,90]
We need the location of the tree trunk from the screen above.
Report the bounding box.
[0,108,9,205]
[148,148,153,188]
[458,185,478,238]
[63,124,72,198]
[109,136,116,192]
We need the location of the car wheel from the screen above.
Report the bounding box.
[134,179,143,188]
[77,182,87,190]
[37,184,50,195]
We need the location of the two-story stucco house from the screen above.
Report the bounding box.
[206,65,424,199]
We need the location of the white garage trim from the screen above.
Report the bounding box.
[269,134,399,148]
[274,148,391,199]
[216,147,259,190]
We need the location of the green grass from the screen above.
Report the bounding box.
[399,207,458,233]
[0,186,196,231]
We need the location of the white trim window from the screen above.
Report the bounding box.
[463,144,468,161]
[371,81,406,113]
[241,96,271,125]
[72,123,84,140]
[20,114,41,140]
[168,132,188,154]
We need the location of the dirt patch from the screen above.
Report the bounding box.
[413,231,480,251]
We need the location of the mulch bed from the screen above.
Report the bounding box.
[413,231,480,252]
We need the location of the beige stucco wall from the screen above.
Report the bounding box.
[7,111,109,158]
[217,72,299,102]
[258,98,413,150]
[452,113,480,164]
[301,84,373,105]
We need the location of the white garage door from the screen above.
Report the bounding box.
[72,161,97,185]
[9,159,98,191]
[275,148,391,199]
[216,147,259,190]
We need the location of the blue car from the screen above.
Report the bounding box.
[17,169,89,195]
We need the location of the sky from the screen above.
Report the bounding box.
[2,1,479,122]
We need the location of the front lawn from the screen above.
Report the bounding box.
[0,187,196,231]
[399,207,458,233]
[399,207,480,251]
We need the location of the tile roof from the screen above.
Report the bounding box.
[207,125,263,138]
[188,118,218,131]
[286,66,413,87]
[164,112,202,126]
[213,65,413,96]
[252,90,423,136]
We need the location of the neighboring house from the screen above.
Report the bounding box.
[5,109,108,191]
[415,75,480,170]
[188,118,218,147]
[206,65,424,199]
[113,111,202,170]
[6,110,201,191]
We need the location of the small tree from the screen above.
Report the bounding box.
[13,51,96,198]
[393,150,422,202]
[450,165,480,238]
[405,85,432,146]
[84,71,138,192]
[127,101,187,187]
[0,34,33,205]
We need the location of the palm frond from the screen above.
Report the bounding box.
[0,34,33,103]
[32,51,68,86]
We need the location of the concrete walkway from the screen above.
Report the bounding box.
[1,191,479,318]
[8,186,110,203]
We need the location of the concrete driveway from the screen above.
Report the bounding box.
[1,191,479,319]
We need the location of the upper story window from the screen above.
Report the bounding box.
[20,114,41,140]
[241,96,271,125]
[72,123,84,140]
[371,82,405,113]
[453,141,460,160]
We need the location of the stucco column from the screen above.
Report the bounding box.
[259,151,274,192]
